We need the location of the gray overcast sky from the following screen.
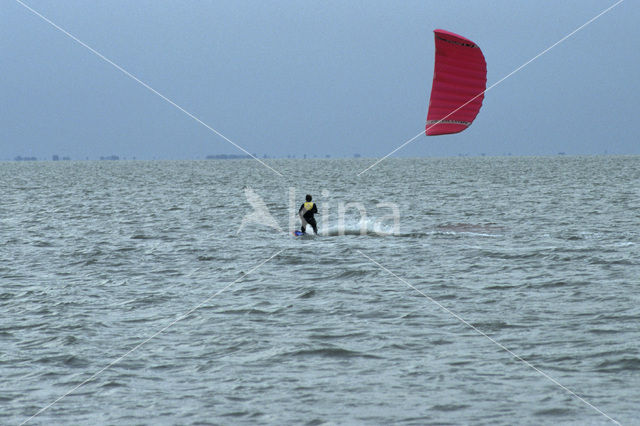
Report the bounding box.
[2,0,638,160]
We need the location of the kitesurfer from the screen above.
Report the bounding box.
[299,194,318,234]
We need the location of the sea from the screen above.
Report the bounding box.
[1,156,639,425]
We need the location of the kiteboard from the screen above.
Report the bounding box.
[293,230,318,238]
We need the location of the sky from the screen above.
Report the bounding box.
[2,0,638,160]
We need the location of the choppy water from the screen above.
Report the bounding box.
[2,156,639,425]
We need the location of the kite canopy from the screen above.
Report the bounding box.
[426,29,487,136]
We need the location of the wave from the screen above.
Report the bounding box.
[319,217,400,237]
[434,222,505,237]
[594,357,640,372]
[291,220,512,238]
[277,346,382,360]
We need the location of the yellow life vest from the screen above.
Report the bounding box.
[303,202,314,211]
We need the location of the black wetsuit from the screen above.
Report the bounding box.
[299,202,318,234]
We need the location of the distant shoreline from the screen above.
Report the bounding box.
[2,153,639,163]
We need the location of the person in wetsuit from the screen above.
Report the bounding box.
[299,194,318,234]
